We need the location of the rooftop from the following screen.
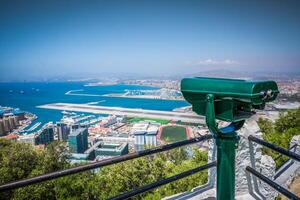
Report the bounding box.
[69,128,87,136]
[94,142,127,152]
[4,134,19,140]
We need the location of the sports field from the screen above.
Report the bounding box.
[127,117,170,124]
[160,126,187,143]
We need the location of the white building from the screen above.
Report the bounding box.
[132,121,159,150]
[145,125,159,146]
[18,134,36,145]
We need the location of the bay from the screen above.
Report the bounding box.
[0,82,189,129]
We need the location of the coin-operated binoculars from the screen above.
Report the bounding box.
[181,77,279,200]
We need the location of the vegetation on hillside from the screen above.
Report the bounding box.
[0,139,208,200]
[258,108,300,168]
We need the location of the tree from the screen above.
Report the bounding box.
[275,109,300,133]
[257,118,274,135]
[0,140,209,200]
[258,107,300,168]
[0,140,75,200]
[54,172,97,200]
[0,139,40,200]
[94,148,207,200]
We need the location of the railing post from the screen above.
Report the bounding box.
[248,140,260,193]
[248,139,266,199]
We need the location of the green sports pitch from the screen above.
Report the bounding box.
[160,126,187,143]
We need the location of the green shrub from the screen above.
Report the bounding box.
[258,108,300,168]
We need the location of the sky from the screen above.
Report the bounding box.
[0,0,300,81]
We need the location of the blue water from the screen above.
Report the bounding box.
[0,82,189,128]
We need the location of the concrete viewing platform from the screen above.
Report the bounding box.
[37,103,205,123]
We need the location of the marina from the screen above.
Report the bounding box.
[25,122,41,132]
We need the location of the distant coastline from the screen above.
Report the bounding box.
[66,91,184,101]
[66,90,184,101]
[84,82,118,87]
[102,93,184,101]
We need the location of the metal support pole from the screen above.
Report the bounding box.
[216,133,239,200]
[205,94,242,200]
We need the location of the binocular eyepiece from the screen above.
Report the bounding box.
[181,77,279,122]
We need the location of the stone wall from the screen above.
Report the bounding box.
[165,117,288,200]
[234,117,278,199]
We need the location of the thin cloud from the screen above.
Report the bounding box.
[197,59,239,65]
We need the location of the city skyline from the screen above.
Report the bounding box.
[1,0,300,81]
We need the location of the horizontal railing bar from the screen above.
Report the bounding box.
[246,166,300,200]
[0,134,212,192]
[274,144,298,161]
[248,135,300,162]
[110,161,216,200]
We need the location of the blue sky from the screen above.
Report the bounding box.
[0,0,300,81]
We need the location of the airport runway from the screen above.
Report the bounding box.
[37,103,205,123]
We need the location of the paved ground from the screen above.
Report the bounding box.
[289,176,300,197]
[275,159,300,190]
[280,176,300,200]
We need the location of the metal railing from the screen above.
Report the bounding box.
[111,161,216,200]
[274,144,298,161]
[2,133,299,199]
[246,166,299,200]
[249,135,300,162]
[0,134,214,199]
[247,135,300,200]
[274,143,299,179]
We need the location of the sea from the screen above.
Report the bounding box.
[0,82,189,131]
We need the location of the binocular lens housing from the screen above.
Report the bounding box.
[181,77,279,122]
